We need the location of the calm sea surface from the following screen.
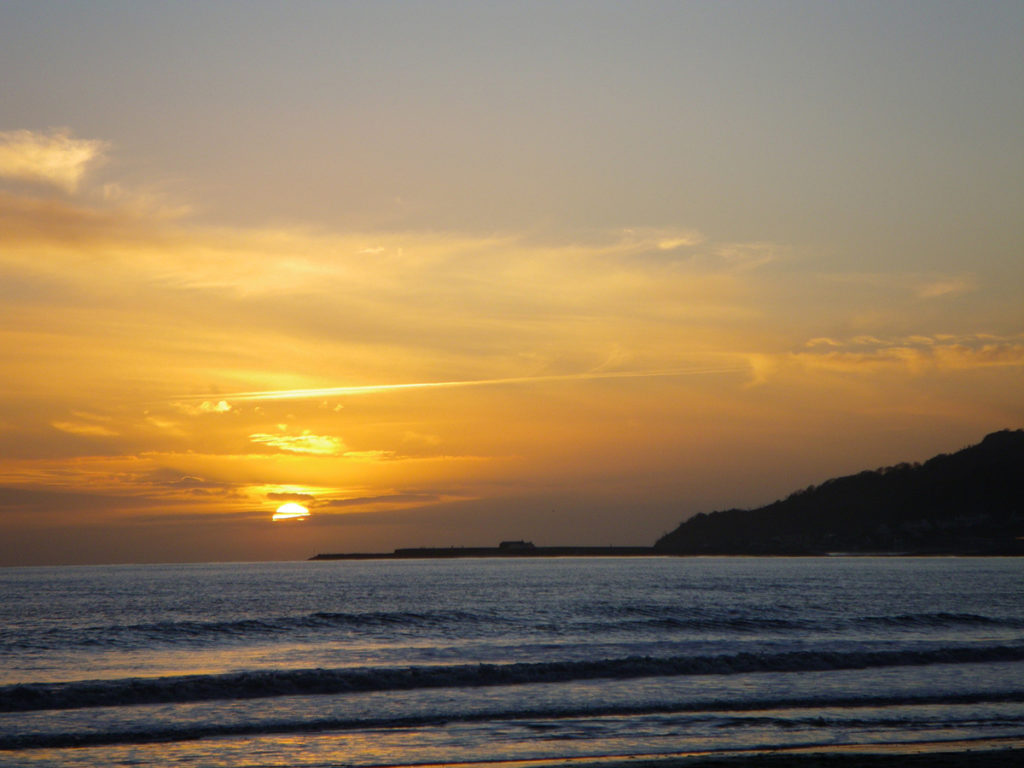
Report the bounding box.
[1,557,1022,766]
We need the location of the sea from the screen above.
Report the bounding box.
[1,556,1022,767]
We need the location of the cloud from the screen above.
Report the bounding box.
[614,227,704,251]
[51,420,118,437]
[200,400,232,413]
[805,337,843,348]
[155,478,240,498]
[744,354,779,387]
[712,242,781,271]
[142,470,235,492]
[267,491,315,502]
[0,486,141,521]
[249,431,346,455]
[323,492,441,508]
[791,333,1024,373]
[916,276,976,299]
[341,450,396,462]
[193,367,747,404]
[171,400,233,416]
[0,129,107,192]
[401,431,442,448]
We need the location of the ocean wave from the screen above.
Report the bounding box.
[855,612,1024,629]
[3,689,1024,751]
[4,644,1024,714]
[2,609,500,651]
[7,609,1019,655]
[578,606,1024,635]
[585,616,807,633]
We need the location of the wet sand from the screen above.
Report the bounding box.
[469,738,1024,768]
[602,749,1021,767]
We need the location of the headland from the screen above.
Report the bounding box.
[311,430,1024,560]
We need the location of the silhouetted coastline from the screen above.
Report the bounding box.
[311,542,656,560]
[656,430,1024,556]
[312,430,1023,560]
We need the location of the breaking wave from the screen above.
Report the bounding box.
[1,610,499,651]
[4,688,1024,751]
[8,609,1021,654]
[5,644,1024,714]
[855,612,1024,628]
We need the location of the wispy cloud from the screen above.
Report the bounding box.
[50,420,119,437]
[191,367,746,403]
[267,491,316,502]
[792,333,1024,373]
[249,432,346,456]
[323,492,442,509]
[0,129,107,192]
[916,276,976,299]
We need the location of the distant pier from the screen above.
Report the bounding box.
[310,541,657,560]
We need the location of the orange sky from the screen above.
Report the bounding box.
[1,3,1021,565]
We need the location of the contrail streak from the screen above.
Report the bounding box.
[189,367,743,402]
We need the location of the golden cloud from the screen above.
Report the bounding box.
[51,421,119,437]
[249,432,346,456]
[916,276,976,299]
[792,334,1024,374]
[0,129,108,192]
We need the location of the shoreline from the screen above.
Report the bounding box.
[394,738,1024,768]
[309,550,1022,560]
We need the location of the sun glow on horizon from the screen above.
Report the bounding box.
[272,502,310,522]
[1,1,1022,567]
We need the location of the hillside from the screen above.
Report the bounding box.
[655,430,1024,555]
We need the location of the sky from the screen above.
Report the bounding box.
[1,1,1021,566]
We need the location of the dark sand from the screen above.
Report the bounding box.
[602,750,1021,767]
[467,739,1024,768]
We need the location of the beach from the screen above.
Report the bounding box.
[533,739,1024,767]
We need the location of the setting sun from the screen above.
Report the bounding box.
[272,503,310,522]
[0,3,1019,568]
